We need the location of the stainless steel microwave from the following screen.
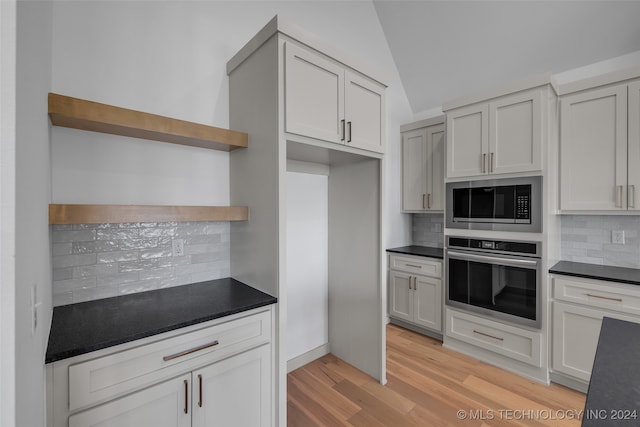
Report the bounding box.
[445,176,542,232]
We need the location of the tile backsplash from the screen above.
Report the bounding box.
[561,215,640,268]
[412,213,444,247]
[52,221,230,306]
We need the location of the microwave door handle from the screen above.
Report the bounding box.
[446,250,539,269]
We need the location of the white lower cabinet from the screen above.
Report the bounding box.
[48,308,272,427]
[388,254,442,333]
[551,275,640,389]
[68,374,192,427]
[446,308,542,367]
[192,345,271,427]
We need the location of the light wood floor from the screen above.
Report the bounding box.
[288,324,586,426]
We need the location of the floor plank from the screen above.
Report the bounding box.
[287,324,586,426]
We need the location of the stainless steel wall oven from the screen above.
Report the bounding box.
[446,237,541,328]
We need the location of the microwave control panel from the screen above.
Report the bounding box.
[515,186,530,220]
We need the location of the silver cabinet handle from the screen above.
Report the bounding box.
[490,152,494,173]
[198,374,203,407]
[347,121,352,143]
[473,329,504,341]
[629,185,636,208]
[340,119,345,141]
[404,263,422,269]
[617,185,624,208]
[422,194,426,209]
[586,293,623,302]
[163,340,220,362]
[482,153,486,173]
[184,379,189,414]
[427,193,431,209]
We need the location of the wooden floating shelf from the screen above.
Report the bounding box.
[48,93,248,152]
[49,204,249,225]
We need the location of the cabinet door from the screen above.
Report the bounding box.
[344,70,385,153]
[551,302,639,382]
[489,89,542,175]
[68,374,191,427]
[560,84,628,211]
[413,276,442,332]
[446,104,488,178]
[402,128,427,211]
[628,81,640,211]
[192,345,271,427]
[426,124,445,211]
[284,43,344,144]
[389,271,413,322]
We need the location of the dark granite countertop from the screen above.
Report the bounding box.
[45,278,277,363]
[550,261,640,286]
[386,245,443,259]
[582,317,640,426]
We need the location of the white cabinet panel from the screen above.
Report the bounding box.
[389,271,413,322]
[560,84,628,211]
[401,122,445,212]
[193,345,271,427]
[489,90,542,174]
[284,43,344,144]
[345,71,384,153]
[69,374,191,427]
[446,308,541,367]
[401,128,427,211]
[414,275,442,331]
[628,81,640,211]
[428,125,445,211]
[389,254,442,278]
[447,105,488,178]
[552,301,640,382]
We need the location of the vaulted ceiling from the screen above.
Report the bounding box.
[373,0,640,114]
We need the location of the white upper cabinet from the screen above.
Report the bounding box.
[446,104,488,178]
[489,90,542,175]
[559,84,628,211]
[445,86,547,179]
[284,43,344,144]
[284,42,385,153]
[402,119,445,212]
[628,81,640,211]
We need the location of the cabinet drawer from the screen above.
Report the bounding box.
[446,309,541,367]
[553,276,640,316]
[390,254,441,278]
[68,310,271,411]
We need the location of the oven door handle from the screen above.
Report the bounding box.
[447,250,539,269]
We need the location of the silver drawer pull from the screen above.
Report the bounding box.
[586,293,623,302]
[404,263,422,269]
[473,330,504,341]
[163,340,220,362]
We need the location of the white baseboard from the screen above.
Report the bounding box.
[287,343,330,373]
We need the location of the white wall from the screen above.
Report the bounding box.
[0,1,17,424]
[14,1,53,426]
[286,171,328,361]
[50,0,413,242]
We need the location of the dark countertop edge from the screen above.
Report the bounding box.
[45,300,275,363]
[386,245,444,259]
[549,260,640,287]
